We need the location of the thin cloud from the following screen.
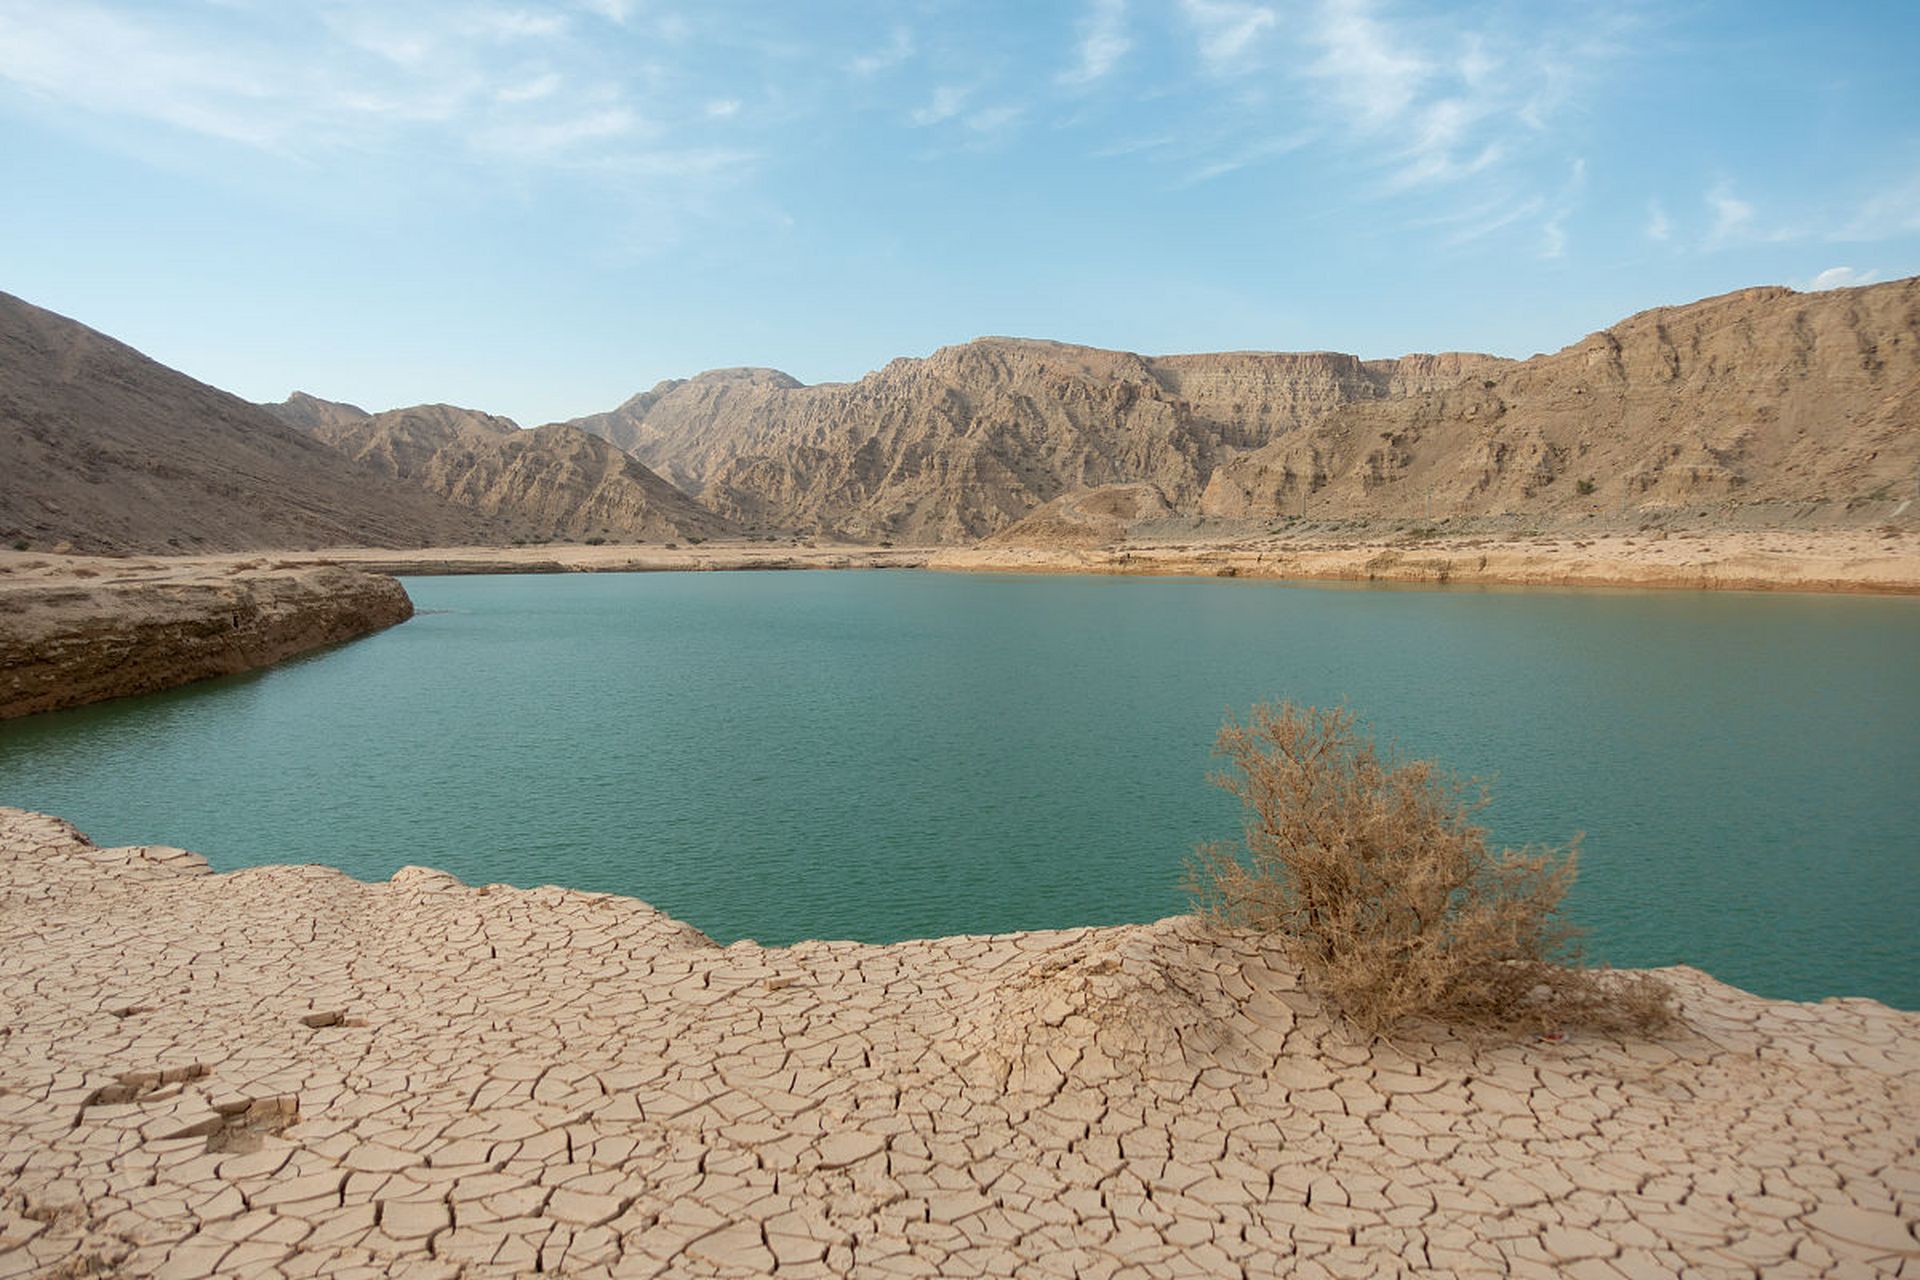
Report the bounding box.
[1179,0,1278,73]
[0,0,757,190]
[1310,0,1428,127]
[850,26,913,76]
[1805,266,1879,291]
[1705,181,1796,248]
[496,72,563,103]
[1059,0,1130,87]
[910,84,970,127]
[1707,182,1755,245]
[1645,199,1672,243]
[1171,132,1310,187]
[575,0,631,24]
[965,105,1024,134]
[1834,171,1920,241]
[1538,157,1585,259]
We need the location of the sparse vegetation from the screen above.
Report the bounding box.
[1188,702,1673,1037]
[1575,478,1597,496]
[584,537,607,546]
[9,540,26,552]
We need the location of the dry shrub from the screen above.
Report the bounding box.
[1187,702,1673,1037]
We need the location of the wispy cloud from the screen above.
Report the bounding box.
[1706,182,1756,246]
[1704,181,1798,248]
[0,0,747,182]
[1309,0,1428,128]
[574,0,631,24]
[910,84,970,127]
[1645,199,1672,243]
[1179,0,1279,73]
[1834,170,1920,242]
[849,26,913,77]
[1536,159,1585,259]
[1172,133,1309,187]
[1059,0,1130,87]
[1804,266,1879,291]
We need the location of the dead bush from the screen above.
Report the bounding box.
[1187,701,1673,1037]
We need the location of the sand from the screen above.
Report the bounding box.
[279,527,1920,594]
[2,808,1914,1278]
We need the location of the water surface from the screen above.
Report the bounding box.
[2,570,1914,1007]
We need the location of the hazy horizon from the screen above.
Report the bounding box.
[3,0,1916,425]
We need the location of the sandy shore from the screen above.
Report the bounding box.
[939,527,1920,595]
[287,527,1918,594]
[6,528,1917,596]
[2,807,1914,1278]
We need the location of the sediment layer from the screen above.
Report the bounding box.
[0,560,412,719]
[1,808,1913,1277]
[271,527,1920,595]
[934,528,1920,595]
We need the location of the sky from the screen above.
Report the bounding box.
[2,1,1917,427]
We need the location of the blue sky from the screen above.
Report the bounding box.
[2,0,1917,426]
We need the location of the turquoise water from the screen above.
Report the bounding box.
[1,570,1915,1007]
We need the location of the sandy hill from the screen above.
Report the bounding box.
[561,343,1504,543]
[0,293,500,555]
[269,396,739,544]
[1202,278,1920,528]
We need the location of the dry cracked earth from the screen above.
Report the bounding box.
[1,808,1915,1278]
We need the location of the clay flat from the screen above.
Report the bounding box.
[2,809,1914,1278]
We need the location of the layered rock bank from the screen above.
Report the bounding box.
[1,808,1913,1277]
[0,558,412,719]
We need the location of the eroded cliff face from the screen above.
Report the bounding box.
[298,404,740,544]
[564,341,1509,543]
[0,561,413,719]
[1202,280,1920,525]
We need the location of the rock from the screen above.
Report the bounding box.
[287,404,738,544]
[0,561,414,718]
[1201,278,1920,527]
[561,340,1505,543]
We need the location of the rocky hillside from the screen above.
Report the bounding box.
[271,397,739,543]
[1203,279,1920,527]
[0,292,497,554]
[563,343,1504,542]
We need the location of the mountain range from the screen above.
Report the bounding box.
[2,278,1914,553]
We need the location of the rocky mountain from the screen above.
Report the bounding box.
[1202,279,1920,527]
[0,292,496,554]
[562,343,1506,543]
[271,397,739,543]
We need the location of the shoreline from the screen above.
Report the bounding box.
[3,805,1915,1276]
[7,526,1918,597]
[3,531,1910,720]
[0,560,411,720]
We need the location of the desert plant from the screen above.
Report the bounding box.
[1575,478,1597,496]
[1188,701,1672,1036]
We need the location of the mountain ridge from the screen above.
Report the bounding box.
[0,291,497,554]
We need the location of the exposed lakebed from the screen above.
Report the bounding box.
[3,570,1915,1007]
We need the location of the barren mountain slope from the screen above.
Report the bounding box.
[310,404,739,542]
[263,391,373,434]
[0,292,496,554]
[564,341,1505,542]
[1203,278,1920,526]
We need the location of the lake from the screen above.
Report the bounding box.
[2,570,1915,1008]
